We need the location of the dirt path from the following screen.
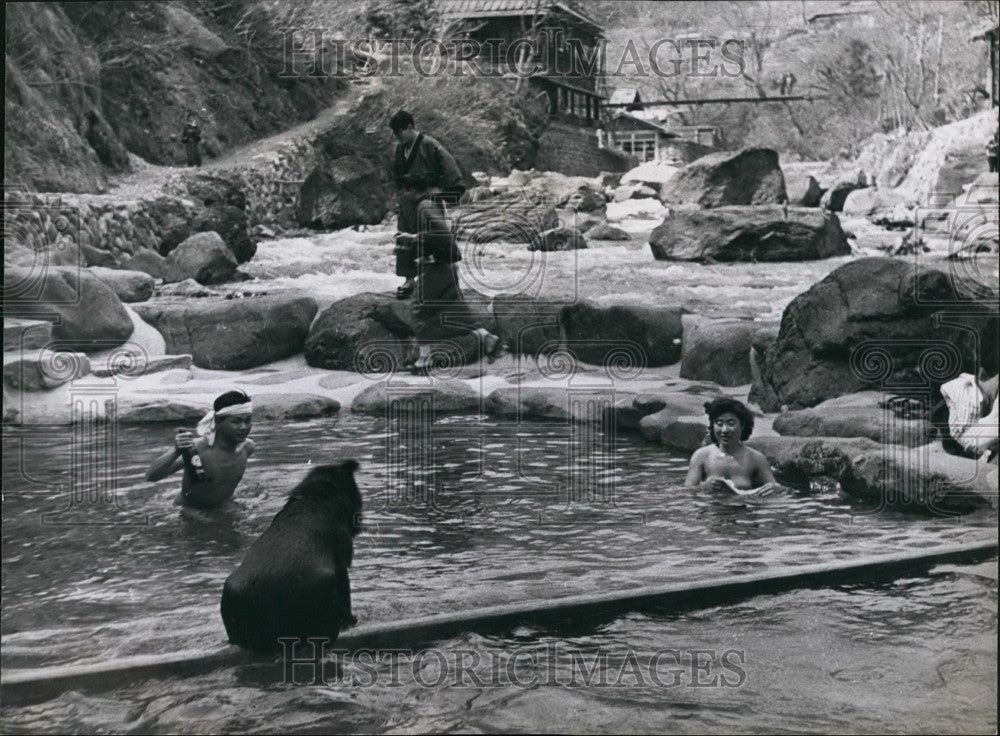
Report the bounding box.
[102,84,371,200]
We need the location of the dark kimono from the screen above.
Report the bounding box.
[393,133,465,271]
[181,123,202,167]
[393,134,475,342]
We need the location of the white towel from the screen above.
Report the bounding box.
[940,373,985,453]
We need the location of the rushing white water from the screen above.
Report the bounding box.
[240,219,855,320]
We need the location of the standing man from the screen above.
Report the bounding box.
[388,110,502,371]
[182,116,202,167]
[390,110,465,299]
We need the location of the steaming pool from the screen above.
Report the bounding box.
[1,412,996,734]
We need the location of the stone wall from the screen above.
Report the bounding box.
[536,121,637,176]
[167,138,318,231]
[3,136,319,270]
[3,191,198,269]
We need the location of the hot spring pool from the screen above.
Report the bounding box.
[2,413,996,733]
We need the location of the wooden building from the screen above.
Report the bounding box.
[607,112,678,162]
[973,22,999,109]
[440,0,607,127]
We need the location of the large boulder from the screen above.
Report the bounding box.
[530,226,587,251]
[133,295,318,370]
[560,301,684,368]
[783,170,823,207]
[4,318,53,351]
[755,257,999,411]
[163,176,257,263]
[841,188,911,218]
[304,292,415,372]
[4,267,133,351]
[841,445,996,514]
[251,393,341,420]
[4,349,91,391]
[746,435,885,488]
[638,392,718,445]
[820,176,868,213]
[649,206,850,262]
[895,108,997,202]
[586,223,630,241]
[520,172,603,205]
[352,379,481,414]
[748,323,782,410]
[754,433,998,513]
[193,204,255,264]
[156,278,221,298]
[491,293,565,356]
[161,231,238,284]
[296,155,388,230]
[147,196,199,256]
[558,184,606,213]
[621,160,681,189]
[659,148,786,208]
[122,249,167,279]
[680,318,769,386]
[486,386,631,423]
[116,396,206,424]
[452,194,559,244]
[306,288,495,374]
[87,267,154,303]
[91,353,192,379]
[772,392,931,446]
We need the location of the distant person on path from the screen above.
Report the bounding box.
[988,128,998,173]
[778,72,796,96]
[684,397,777,494]
[388,109,503,372]
[182,118,202,167]
[146,390,255,508]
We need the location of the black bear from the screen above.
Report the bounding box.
[220,460,362,652]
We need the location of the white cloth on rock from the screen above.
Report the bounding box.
[940,373,986,454]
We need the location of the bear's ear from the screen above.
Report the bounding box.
[342,459,360,473]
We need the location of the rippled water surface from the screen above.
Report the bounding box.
[2,414,997,733]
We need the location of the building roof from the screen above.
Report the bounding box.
[806,0,877,24]
[609,87,642,106]
[972,22,999,42]
[535,75,607,98]
[440,0,604,33]
[611,111,678,137]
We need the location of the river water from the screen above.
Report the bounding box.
[1,230,997,732]
[2,413,996,733]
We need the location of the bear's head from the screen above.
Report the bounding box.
[292,460,363,535]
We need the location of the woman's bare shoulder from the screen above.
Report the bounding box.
[690,445,714,461]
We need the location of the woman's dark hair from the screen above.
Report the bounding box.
[214,390,251,412]
[389,110,415,132]
[704,397,754,442]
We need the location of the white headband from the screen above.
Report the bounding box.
[196,401,253,446]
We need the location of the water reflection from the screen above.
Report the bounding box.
[2,413,996,675]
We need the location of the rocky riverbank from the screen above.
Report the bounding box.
[5,108,999,516]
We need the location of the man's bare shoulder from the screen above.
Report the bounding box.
[244,439,256,457]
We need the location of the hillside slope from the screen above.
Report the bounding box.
[4,1,346,193]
